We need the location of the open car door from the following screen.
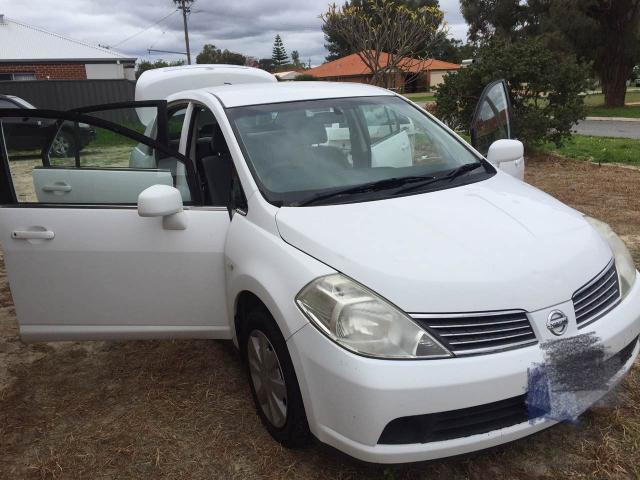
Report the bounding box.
[0,103,231,342]
[470,80,524,180]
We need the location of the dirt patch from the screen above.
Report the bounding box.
[1,155,640,479]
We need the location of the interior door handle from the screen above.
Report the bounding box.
[11,230,55,240]
[42,183,72,193]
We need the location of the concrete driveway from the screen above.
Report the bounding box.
[573,118,640,139]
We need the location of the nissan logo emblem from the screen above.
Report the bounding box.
[546,310,569,336]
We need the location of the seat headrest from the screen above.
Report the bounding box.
[211,124,230,155]
[276,111,327,145]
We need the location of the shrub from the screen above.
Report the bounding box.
[434,38,589,146]
[294,74,317,81]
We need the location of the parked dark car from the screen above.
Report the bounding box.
[0,94,96,157]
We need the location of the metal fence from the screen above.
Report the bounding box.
[0,79,137,123]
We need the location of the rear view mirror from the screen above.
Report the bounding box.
[487,139,524,180]
[138,184,187,230]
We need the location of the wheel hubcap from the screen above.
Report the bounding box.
[247,330,288,428]
[52,136,70,156]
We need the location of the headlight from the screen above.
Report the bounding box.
[296,274,451,359]
[585,216,637,299]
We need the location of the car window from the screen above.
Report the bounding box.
[0,115,192,204]
[130,106,187,167]
[360,104,400,142]
[10,97,36,109]
[0,99,18,109]
[228,96,488,206]
[471,81,512,157]
[188,105,236,206]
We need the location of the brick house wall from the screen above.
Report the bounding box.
[0,63,87,80]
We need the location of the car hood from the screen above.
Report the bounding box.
[275,173,613,313]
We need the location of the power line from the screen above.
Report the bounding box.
[113,9,178,48]
[148,48,188,56]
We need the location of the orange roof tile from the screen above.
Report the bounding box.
[307,51,460,78]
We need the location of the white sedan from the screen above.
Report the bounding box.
[0,65,637,464]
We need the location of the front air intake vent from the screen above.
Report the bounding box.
[573,260,620,328]
[412,310,537,356]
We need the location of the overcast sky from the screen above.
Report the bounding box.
[0,0,467,66]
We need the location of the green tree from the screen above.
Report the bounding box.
[258,58,275,72]
[459,0,540,42]
[196,44,246,65]
[323,0,441,61]
[460,0,640,107]
[272,35,289,69]
[291,50,302,68]
[543,0,640,107]
[428,34,476,63]
[434,38,588,146]
[135,59,184,79]
[321,0,444,87]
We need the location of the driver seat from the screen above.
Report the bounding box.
[201,124,233,206]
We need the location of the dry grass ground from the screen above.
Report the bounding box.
[1,154,640,479]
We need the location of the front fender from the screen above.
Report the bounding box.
[224,212,334,344]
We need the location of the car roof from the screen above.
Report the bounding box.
[200,81,395,108]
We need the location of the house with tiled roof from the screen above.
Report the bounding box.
[306,51,460,92]
[0,14,136,81]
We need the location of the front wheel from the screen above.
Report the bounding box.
[241,306,312,447]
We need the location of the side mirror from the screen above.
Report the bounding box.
[486,139,525,180]
[137,184,187,230]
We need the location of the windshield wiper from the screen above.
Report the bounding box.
[295,175,436,206]
[392,161,485,196]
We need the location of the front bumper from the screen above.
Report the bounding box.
[287,272,640,464]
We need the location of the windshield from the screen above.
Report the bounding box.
[228,96,493,206]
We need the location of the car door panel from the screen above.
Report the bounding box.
[32,167,173,203]
[371,130,412,168]
[0,104,230,341]
[1,208,230,341]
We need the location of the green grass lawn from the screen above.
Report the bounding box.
[91,127,139,149]
[583,90,640,118]
[405,89,640,117]
[403,91,435,104]
[538,135,640,166]
[586,105,640,118]
[583,90,640,106]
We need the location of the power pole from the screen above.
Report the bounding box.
[174,0,194,64]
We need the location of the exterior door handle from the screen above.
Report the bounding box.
[11,230,55,240]
[42,183,72,193]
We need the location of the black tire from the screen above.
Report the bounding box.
[241,305,312,448]
[50,130,75,158]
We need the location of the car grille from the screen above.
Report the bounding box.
[378,394,530,444]
[411,310,537,356]
[573,260,620,328]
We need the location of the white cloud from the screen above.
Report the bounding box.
[0,0,467,66]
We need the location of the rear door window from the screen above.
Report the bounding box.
[0,108,199,205]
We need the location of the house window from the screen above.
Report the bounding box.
[0,72,37,81]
